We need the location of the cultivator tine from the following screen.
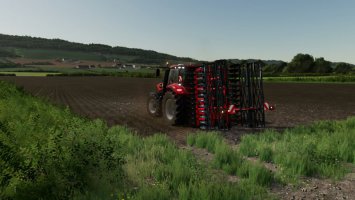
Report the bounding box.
[253,62,265,127]
[215,60,229,130]
[228,63,242,126]
[183,65,198,127]
[239,62,266,128]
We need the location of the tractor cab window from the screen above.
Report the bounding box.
[168,68,184,84]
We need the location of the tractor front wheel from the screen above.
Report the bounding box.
[147,94,162,117]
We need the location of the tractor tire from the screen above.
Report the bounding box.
[147,94,162,117]
[162,91,186,125]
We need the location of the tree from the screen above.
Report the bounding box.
[334,62,352,74]
[284,53,314,73]
[263,62,287,75]
[312,57,332,73]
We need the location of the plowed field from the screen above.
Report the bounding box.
[1,76,355,144]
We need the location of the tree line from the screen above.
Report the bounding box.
[263,53,354,75]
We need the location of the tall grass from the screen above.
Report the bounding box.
[189,118,355,185]
[187,133,274,187]
[239,118,355,183]
[121,132,272,199]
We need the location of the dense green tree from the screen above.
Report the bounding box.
[263,62,287,74]
[334,62,353,74]
[312,57,332,73]
[284,53,314,73]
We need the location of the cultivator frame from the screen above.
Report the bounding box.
[148,60,268,130]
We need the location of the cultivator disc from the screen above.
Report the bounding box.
[228,63,242,125]
[187,60,265,130]
[183,65,199,127]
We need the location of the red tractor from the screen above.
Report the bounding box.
[147,60,273,130]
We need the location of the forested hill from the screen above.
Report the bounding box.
[0,33,196,64]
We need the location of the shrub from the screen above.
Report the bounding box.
[0,81,125,199]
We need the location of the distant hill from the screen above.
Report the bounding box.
[229,59,286,66]
[0,34,196,65]
[1,33,354,70]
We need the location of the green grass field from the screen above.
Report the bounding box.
[0,72,61,76]
[3,47,139,62]
[0,66,157,77]
[264,75,355,83]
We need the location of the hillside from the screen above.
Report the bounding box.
[0,33,196,65]
[0,34,354,74]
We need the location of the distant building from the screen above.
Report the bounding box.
[75,65,95,69]
[122,64,136,69]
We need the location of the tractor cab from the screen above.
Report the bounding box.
[156,64,185,93]
[168,64,185,85]
[167,66,184,85]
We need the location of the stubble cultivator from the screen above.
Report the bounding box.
[147,60,269,130]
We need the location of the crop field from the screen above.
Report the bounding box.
[0,76,354,143]
[264,75,355,83]
[0,72,60,76]
[0,77,354,199]
[5,47,132,61]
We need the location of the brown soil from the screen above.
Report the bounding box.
[1,76,355,199]
[0,76,199,144]
[1,77,355,144]
[272,174,355,200]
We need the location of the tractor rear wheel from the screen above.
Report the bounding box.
[163,92,176,125]
[147,94,162,117]
[162,91,186,125]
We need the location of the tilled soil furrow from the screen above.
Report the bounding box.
[1,77,354,140]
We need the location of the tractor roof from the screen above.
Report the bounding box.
[169,64,185,69]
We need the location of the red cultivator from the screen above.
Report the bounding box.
[147,60,274,130]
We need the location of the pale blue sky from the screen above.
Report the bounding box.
[0,0,354,63]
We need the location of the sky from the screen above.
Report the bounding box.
[0,0,354,63]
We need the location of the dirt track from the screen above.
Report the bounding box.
[1,77,355,143]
